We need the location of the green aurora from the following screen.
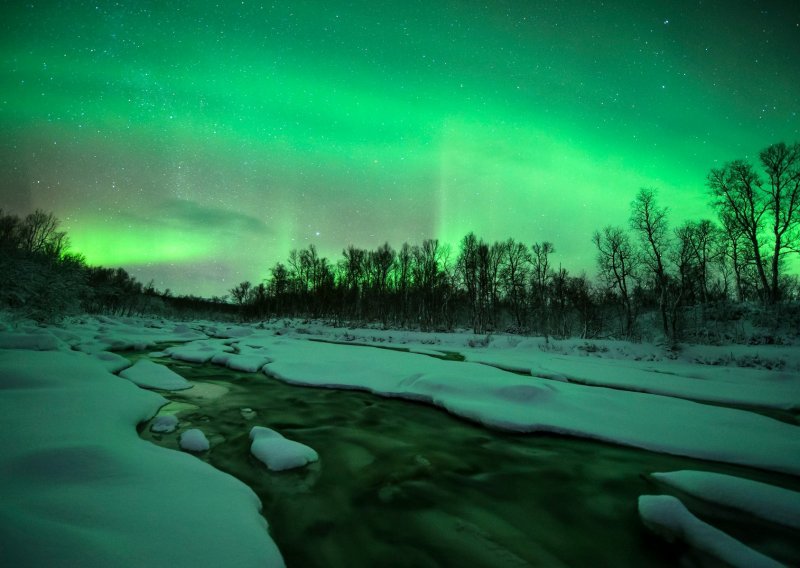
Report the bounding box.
[1,1,798,296]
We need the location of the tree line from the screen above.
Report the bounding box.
[2,141,798,342]
[231,141,800,342]
[0,209,237,321]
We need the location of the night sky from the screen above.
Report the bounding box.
[1,1,798,297]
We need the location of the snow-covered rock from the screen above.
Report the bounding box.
[249,426,318,471]
[150,414,179,433]
[119,359,192,390]
[167,339,233,363]
[180,428,210,452]
[638,495,782,568]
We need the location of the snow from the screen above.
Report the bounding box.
[119,358,193,391]
[0,329,65,351]
[638,495,782,568]
[211,348,272,373]
[90,350,132,373]
[75,318,794,476]
[0,348,284,567]
[243,337,800,475]
[180,428,210,452]
[150,414,179,433]
[479,352,800,409]
[652,470,800,529]
[249,426,319,471]
[166,338,234,363]
[3,313,799,566]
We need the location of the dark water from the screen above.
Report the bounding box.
[135,354,800,567]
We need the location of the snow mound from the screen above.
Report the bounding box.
[180,429,210,452]
[212,351,272,373]
[638,495,782,568]
[119,359,192,391]
[249,426,318,471]
[150,414,179,433]
[652,470,800,529]
[167,339,232,363]
[91,351,131,373]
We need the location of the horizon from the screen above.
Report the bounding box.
[1,1,798,297]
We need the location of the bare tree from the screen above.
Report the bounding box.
[500,238,530,329]
[708,160,769,299]
[629,188,670,337]
[708,142,800,303]
[530,241,554,337]
[760,142,800,302]
[230,281,253,306]
[593,227,637,337]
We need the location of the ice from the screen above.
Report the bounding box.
[638,495,782,568]
[150,414,179,433]
[249,426,318,471]
[0,348,283,567]
[180,428,210,452]
[119,359,193,391]
[652,470,800,529]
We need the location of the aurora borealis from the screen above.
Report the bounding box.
[1,1,798,297]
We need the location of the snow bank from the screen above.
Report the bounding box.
[638,495,782,568]
[180,428,210,452]
[250,426,318,471]
[249,338,800,475]
[119,358,193,390]
[0,330,65,351]
[652,470,800,529]
[0,349,284,567]
[466,349,800,409]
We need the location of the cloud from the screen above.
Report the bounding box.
[124,199,271,237]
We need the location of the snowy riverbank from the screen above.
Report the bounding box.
[1,314,798,566]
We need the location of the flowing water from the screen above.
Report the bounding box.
[133,352,800,567]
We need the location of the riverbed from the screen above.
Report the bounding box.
[136,353,800,567]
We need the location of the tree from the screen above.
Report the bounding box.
[530,241,554,336]
[708,142,800,303]
[760,142,800,302]
[593,227,637,337]
[708,160,769,300]
[500,238,530,329]
[230,281,253,306]
[629,188,670,338]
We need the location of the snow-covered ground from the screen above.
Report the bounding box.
[1,313,798,565]
[0,347,284,567]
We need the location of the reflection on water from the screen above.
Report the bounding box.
[138,358,800,567]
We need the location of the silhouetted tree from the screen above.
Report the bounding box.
[630,188,670,338]
[593,227,637,337]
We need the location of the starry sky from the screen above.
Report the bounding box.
[1,1,798,297]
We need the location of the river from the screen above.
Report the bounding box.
[134,352,800,567]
